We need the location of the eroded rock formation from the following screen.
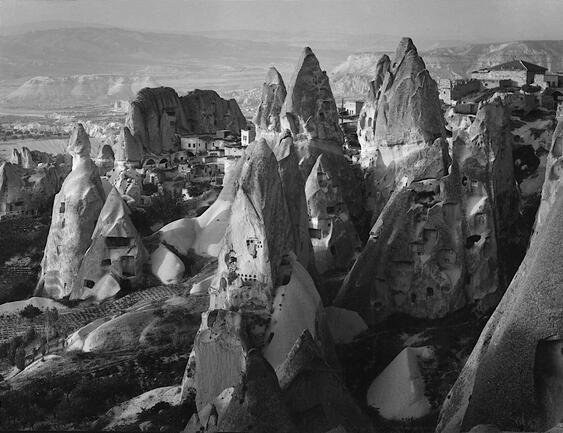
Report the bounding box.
[113,126,143,168]
[336,97,515,321]
[10,147,35,169]
[253,67,287,135]
[36,124,106,299]
[125,87,187,155]
[358,38,447,223]
[181,89,247,136]
[436,176,563,433]
[69,187,147,301]
[305,154,361,274]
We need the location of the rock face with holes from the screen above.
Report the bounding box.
[36,124,106,299]
[535,105,563,235]
[125,87,187,155]
[358,38,447,223]
[273,129,315,272]
[436,182,563,432]
[180,89,247,136]
[69,187,147,301]
[125,87,246,157]
[181,140,332,415]
[335,97,515,323]
[305,154,361,274]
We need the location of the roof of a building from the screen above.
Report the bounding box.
[473,60,548,74]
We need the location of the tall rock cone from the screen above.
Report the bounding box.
[273,129,315,273]
[36,124,106,299]
[281,47,344,174]
[436,183,563,432]
[336,82,515,321]
[253,67,287,137]
[305,153,361,275]
[359,37,447,223]
[69,187,148,301]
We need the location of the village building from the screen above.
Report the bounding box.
[343,101,364,116]
[241,128,256,146]
[471,60,548,88]
[438,79,482,104]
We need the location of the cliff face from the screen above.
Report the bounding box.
[436,154,563,432]
[335,39,516,322]
[181,89,247,135]
[125,87,187,156]
[36,124,106,299]
[305,154,361,275]
[124,87,246,159]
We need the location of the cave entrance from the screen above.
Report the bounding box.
[534,336,563,430]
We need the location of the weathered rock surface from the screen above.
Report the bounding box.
[181,89,247,136]
[436,185,563,432]
[36,124,106,299]
[535,105,563,236]
[70,187,147,301]
[95,144,115,176]
[125,87,187,155]
[113,126,143,167]
[367,347,433,420]
[305,154,361,274]
[276,330,374,433]
[217,350,297,433]
[10,146,35,169]
[357,38,445,168]
[253,67,287,134]
[335,39,516,322]
[151,244,185,285]
[273,130,314,271]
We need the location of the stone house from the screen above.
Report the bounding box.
[471,60,548,88]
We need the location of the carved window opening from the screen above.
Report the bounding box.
[309,228,322,239]
[466,235,481,249]
[106,237,132,248]
[84,279,95,289]
[101,259,111,267]
[59,202,65,213]
[410,293,417,303]
[426,287,434,298]
[121,256,136,277]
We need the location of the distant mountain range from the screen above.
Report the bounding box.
[2,26,563,110]
[330,40,563,98]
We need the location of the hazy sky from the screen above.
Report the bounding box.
[1,0,562,42]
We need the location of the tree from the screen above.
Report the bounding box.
[19,305,42,321]
[14,347,26,371]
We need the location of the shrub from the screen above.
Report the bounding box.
[20,304,42,320]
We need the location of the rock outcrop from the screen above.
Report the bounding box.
[334,39,516,322]
[69,187,147,301]
[36,124,106,299]
[125,87,247,158]
[181,89,247,136]
[436,183,563,432]
[359,38,447,223]
[535,105,563,236]
[305,154,361,274]
[113,126,143,168]
[357,38,445,167]
[273,130,314,272]
[253,67,287,135]
[125,87,187,155]
[10,147,35,169]
[281,47,345,174]
[95,144,115,176]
